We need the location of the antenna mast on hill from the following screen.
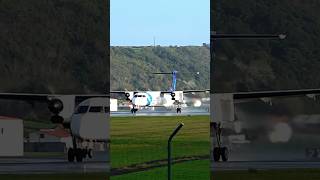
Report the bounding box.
[153,36,156,47]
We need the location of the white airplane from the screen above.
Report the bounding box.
[0,93,109,162]
[111,71,209,113]
[211,88,320,162]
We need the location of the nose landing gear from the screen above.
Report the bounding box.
[68,147,93,162]
[212,122,229,162]
[131,108,138,114]
[67,136,94,162]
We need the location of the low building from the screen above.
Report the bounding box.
[110,98,118,111]
[25,127,72,152]
[0,116,23,156]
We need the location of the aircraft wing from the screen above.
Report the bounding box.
[0,93,109,123]
[0,93,50,101]
[110,91,127,94]
[212,88,320,123]
[0,93,109,103]
[160,89,210,94]
[231,88,320,99]
[183,89,210,94]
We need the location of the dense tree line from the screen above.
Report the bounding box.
[0,0,108,120]
[0,0,108,94]
[110,46,210,91]
[212,0,320,93]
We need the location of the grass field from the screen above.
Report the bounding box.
[113,164,320,180]
[110,115,210,168]
[112,159,209,180]
[212,169,320,180]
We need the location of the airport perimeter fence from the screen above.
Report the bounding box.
[110,115,210,179]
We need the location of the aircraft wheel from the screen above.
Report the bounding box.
[82,149,88,159]
[221,147,229,162]
[88,149,93,159]
[75,148,83,162]
[213,147,220,162]
[68,148,75,162]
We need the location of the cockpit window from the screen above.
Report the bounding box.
[89,106,103,113]
[75,106,89,114]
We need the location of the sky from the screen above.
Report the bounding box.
[110,0,210,46]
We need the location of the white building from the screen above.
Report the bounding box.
[28,127,72,145]
[0,116,23,156]
[26,127,72,152]
[110,98,118,111]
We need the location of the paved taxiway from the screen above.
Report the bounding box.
[111,110,209,117]
[212,161,320,171]
[0,152,109,174]
[0,160,109,174]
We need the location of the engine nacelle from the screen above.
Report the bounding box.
[48,99,64,114]
[50,115,64,124]
[63,122,71,129]
[125,92,131,101]
[171,92,176,100]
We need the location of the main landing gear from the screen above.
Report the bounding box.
[176,107,182,114]
[68,148,93,162]
[131,108,138,114]
[67,136,93,162]
[212,122,229,162]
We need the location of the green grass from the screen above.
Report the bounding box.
[213,169,320,180]
[24,120,55,135]
[112,160,209,180]
[0,173,109,180]
[110,115,210,168]
[111,157,320,180]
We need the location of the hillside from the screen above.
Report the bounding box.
[110,46,210,91]
[0,0,108,94]
[0,0,108,120]
[212,0,320,93]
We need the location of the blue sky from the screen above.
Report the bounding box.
[110,0,210,46]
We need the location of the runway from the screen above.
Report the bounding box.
[0,160,109,174]
[111,109,209,117]
[212,161,320,171]
[0,152,109,174]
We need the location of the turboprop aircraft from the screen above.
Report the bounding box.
[211,88,320,162]
[0,93,109,162]
[111,71,209,113]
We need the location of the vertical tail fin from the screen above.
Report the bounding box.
[171,71,177,92]
[152,71,178,92]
